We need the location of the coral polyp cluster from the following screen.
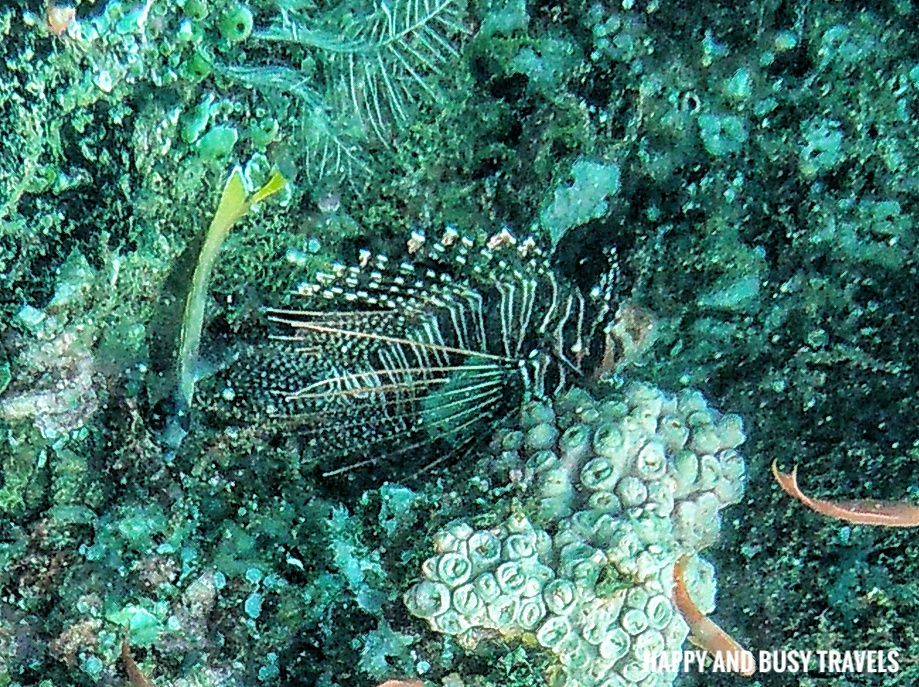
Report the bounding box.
[405,382,747,687]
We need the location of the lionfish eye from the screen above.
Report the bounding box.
[196,228,621,481]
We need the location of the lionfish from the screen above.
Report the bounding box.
[199,227,621,478]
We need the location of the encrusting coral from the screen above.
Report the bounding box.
[404,382,747,687]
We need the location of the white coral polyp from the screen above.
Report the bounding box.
[404,382,747,687]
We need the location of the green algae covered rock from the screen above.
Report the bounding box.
[540,159,621,249]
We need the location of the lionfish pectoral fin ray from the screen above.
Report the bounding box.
[322,456,381,477]
[314,382,504,476]
[306,382,503,446]
[283,362,505,402]
[320,399,504,478]
[265,315,516,363]
[285,367,448,400]
[412,407,514,476]
[265,308,394,318]
[420,385,503,420]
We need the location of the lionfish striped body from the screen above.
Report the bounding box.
[201,228,619,476]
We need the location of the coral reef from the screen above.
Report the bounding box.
[0,250,100,440]
[405,383,746,687]
[0,313,97,440]
[3,0,919,685]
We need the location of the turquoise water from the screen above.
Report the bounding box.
[0,0,917,685]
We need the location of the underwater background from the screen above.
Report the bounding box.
[1,0,919,685]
